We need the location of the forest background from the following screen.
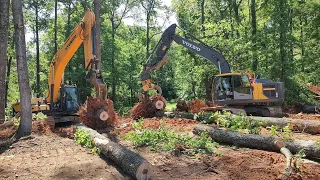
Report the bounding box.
[3,0,320,117]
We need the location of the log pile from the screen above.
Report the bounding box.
[0,121,16,140]
[75,124,153,180]
[78,96,118,129]
[130,94,166,120]
[165,111,320,135]
[193,124,320,161]
[187,99,207,113]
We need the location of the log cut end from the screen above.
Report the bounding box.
[78,96,119,129]
[135,160,153,180]
[130,94,166,120]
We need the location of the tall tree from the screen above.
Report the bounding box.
[35,0,40,97]
[0,0,10,123]
[103,0,131,103]
[12,0,33,137]
[250,0,257,71]
[94,0,102,71]
[54,0,58,53]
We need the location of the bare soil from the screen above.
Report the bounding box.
[1,116,320,180]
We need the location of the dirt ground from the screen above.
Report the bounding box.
[1,117,320,180]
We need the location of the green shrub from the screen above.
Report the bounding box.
[74,129,100,154]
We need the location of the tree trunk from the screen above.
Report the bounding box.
[111,21,116,103]
[200,0,205,37]
[54,0,57,53]
[146,12,150,59]
[165,112,320,135]
[75,124,153,180]
[35,1,40,97]
[193,124,320,161]
[12,0,33,138]
[279,0,287,83]
[94,0,102,71]
[0,0,10,123]
[251,0,258,71]
[5,56,12,108]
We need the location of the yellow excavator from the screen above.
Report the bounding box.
[139,24,284,117]
[13,9,107,122]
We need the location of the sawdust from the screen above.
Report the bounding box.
[78,97,118,129]
[308,85,320,95]
[187,99,208,113]
[130,94,166,120]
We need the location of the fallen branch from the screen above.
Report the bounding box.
[74,124,153,180]
[193,124,320,161]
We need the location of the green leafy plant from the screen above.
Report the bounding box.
[268,124,293,139]
[74,129,100,154]
[293,149,306,169]
[32,112,47,120]
[216,112,263,134]
[124,124,218,155]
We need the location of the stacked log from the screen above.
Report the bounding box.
[75,124,153,180]
[78,96,118,129]
[193,124,320,161]
[187,99,207,113]
[130,94,166,120]
[165,112,320,135]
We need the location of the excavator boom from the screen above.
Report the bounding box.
[47,9,106,104]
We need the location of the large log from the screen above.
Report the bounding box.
[165,112,320,134]
[75,124,153,180]
[193,124,320,161]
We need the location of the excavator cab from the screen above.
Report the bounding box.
[214,73,253,103]
[56,85,80,113]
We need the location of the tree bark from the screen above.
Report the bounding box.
[165,112,320,135]
[0,0,10,123]
[94,0,102,71]
[193,124,320,161]
[35,0,40,97]
[54,0,57,53]
[12,0,33,138]
[75,124,153,180]
[250,0,258,71]
[111,21,116,103]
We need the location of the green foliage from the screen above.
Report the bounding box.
[215,112,263,134]
[124,123,218,155]
[165,99,177,111]
[268,124,293,139]
[293,149,306,169]
[74,129,101,154]
[32,112,47,120]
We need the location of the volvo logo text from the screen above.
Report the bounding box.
[182,40,201,51]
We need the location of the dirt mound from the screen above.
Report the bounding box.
[130,94,166,120]
[187,99,207,113]
[32,120,53,135]
[308,85,320,95]
[78,97,118,129]
[0,121,17,140]
[176,100,189,112]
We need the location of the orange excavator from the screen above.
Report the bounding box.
[13,9,108,122]
[139,24,284,117]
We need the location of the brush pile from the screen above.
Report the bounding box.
[187,99,208,113]
[130,94,166,120]
[78,97,118,129]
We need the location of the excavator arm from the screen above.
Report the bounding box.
[46,9,107,105]
[139,24,231,100]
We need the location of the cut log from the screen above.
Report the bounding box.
[165,112,320,135]
[193,124,320,161]
[75,124,153,180]
[95,109,109,121]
